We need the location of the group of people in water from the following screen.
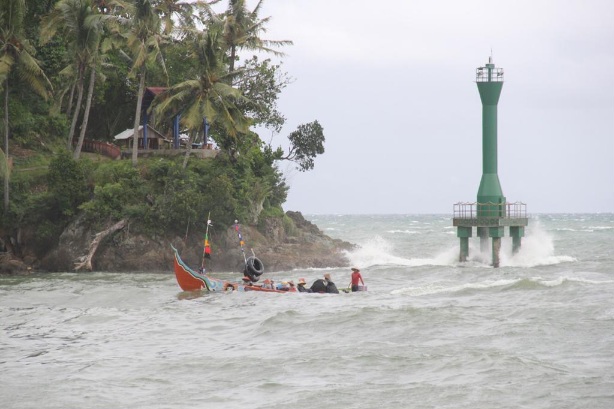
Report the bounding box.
[241,267,365,293]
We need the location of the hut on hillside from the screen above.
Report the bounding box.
[113,125,170,150]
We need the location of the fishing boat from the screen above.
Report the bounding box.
[172,244,296,292]
[172,219,295,293]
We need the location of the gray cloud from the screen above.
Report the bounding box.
[244,0,614,213]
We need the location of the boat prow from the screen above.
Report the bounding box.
[171,245,209,291]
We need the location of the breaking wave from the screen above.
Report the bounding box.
[391,276,614,296]
[343,221,576,270]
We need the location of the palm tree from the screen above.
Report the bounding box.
[40,0,110,158]
[106,0,166,166]
[153,30,249,168]
[0,0,51,214]
[221,0,292,74]
[156,0,217,36]
[108,0,215,166]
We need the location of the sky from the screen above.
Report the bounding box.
[235,0,614,214]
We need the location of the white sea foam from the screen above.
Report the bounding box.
[581,226,614,232]
[345,236,461,268]
[500,222,577,267]
[386,230,419,234]
[391,275,614,296]
[344,235,413,267]
[341,220,580,270]
[391,278,519,296]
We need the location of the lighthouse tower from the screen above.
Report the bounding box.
[453,57,528,267]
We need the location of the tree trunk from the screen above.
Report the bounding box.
[74,66,96,160]
[229,45,237,77]
[131,67,146,167]
[74,219,127,271]
[182,130,195,169]
[66,80,76,119]
[3,83,9,214]
[67,66,85,150]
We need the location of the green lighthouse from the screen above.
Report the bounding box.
[476,57,505,209]
[453,57,528,267]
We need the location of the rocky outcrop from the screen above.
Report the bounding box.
[31,211,353,273]
[0,252,31,274]
[255,211,354,271]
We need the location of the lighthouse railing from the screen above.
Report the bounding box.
[453,202,527,219]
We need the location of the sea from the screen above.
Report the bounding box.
[1,213,613,409]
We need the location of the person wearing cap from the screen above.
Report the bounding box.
[350,267,365,292]
[276,281,290,291]
[287,281,296,292]
[297,278,312,293]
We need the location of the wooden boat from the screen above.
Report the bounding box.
[171,244,296,293]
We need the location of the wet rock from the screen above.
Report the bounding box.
[34,211,353,273]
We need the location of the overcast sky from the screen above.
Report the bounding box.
[238,0,614,214]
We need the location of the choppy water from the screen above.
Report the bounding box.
[1,214,613,409]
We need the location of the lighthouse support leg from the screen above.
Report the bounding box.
[492,237,501,268]
[489,227,504,268]
[478,227,489,253]
[457,227,472,262]
[510,226,524,254]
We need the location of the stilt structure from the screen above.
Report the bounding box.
[453,57,528,267]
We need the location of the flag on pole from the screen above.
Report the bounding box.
[203,219,212,259]
[204,236,211,259]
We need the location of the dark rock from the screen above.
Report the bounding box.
[31,210,353,273]
[0,253,31,274]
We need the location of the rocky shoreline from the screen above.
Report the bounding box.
[1,211,354,275]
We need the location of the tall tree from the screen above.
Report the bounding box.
[156,0,217,36]
[107,0,168,166]
[0,0,51,214]
[277,120,325,172]
[221,0,292,75]
[40,0,109,156]
[153,30,248,168]
[105,1,213,167]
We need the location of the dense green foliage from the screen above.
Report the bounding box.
[0,0,322,257]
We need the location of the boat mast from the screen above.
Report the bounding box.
[234,220,248,267]
[201,212,212,272]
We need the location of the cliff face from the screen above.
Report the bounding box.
[3,211,353,274]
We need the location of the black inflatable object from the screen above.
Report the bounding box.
[245,256,264,276]
[310,279,327,293]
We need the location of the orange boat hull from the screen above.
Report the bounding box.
[172,246,208,291]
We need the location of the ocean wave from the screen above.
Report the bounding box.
[333,221,583,270]
[391,276,614,296]
[503,254,577,267]
[498,222,577,267]
[390,278,519,296]
[580,226,614,232]
[345,238,460,268]
[386,230,419,234]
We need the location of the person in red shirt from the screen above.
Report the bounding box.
[350,267,365,292]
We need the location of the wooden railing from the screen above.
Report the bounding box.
[75,139,121,160]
